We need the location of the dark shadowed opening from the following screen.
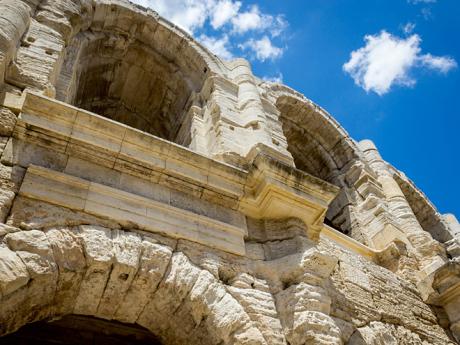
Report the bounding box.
[276,96,358,238]
[56,31,208,147]
[0,315,162,345]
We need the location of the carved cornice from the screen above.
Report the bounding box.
[19,165,247,255]
[6,92,342,254]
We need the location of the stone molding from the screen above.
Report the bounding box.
[8,91,344,251]
[19,165,247,255]
[3,91,446,268]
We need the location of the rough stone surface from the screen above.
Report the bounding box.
[0,0,458,344]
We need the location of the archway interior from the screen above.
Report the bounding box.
[59,32,204,146]
[277,98,353,236]
[0,315,162,345]
[277,100,339,184]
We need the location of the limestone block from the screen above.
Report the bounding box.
[5,229,53,258]
[0,164,24,193]
[6,196,120,230]
[154,252,201,313]
[0,163,24,223]
[287,310,342,345]
[0,137,8,156]
[34,0,93,40]
[229,273,271,293]
[137,252,202,333]
[0,107,16,136]
[232,324,268,345]
[0,0,30,85]
[0,244,29,297]
[228,287,286,345]
[208,293,256,344]
[339,261,372,292]
[45,227,85,271]
[14,251,55,279]
[1,138,69,170]
[64,156,122,189]
[0,223,19,238]
[6,19,65,91]
[333,317,356,344]
[73,225,113,316]
[263,237,305,260]
[444,213,460,239]
[300,248,338,280]
[0,189,14,223]
[451,320,460,344]
[346,321,447,345]
[45,227,86,315]
[277,283,332,317]
[114,238,172,323]
[19,166,246,255]
[188,269,228,325]
[3,229,58,330]
[97,230,142,319]
[245,242,266,260]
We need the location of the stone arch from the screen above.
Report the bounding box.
[391,167,455,245]
[267,85,362,237]
[274,92,359,183]
[0,226,267,345]
[6,0,228,145]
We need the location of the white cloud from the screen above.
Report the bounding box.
[130,0,288,63]
[403,22,416,34]
[231,5,286,36]
[231,5,269,33]
[239,36,283,61]
[343,31,457,95]
[210,0,241,29]
[199,34,234,60]
[421,7,433,20]
[419,54,457,73]
[408,0,436,4]
[262,73,283,83]
[132,0,213,33]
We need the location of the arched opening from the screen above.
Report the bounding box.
[0,315,162,345]
[72,37,194,143]
[54,5,216,148]
[57,32,203,146]
[0,227,266,345]
[394,172,454,244]
[275,95,359,238]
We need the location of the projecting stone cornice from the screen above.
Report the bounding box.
[19,165,248,255]
[7,91,341,253]
[241,148,339,241]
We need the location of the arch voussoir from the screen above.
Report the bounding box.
[0,226,269,344]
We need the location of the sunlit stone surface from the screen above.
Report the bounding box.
[0,1,458,344]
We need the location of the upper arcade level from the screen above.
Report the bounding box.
[0,0,458,293]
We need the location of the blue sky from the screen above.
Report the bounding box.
[132,0,459,217]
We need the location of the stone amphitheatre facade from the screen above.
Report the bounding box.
[0,0,459,344]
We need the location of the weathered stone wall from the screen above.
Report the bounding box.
[0,0,458,344]
[0,198,456,344]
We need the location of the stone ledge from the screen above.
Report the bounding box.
[19,165,247,255]
[8,91,341,242]
[14,92,248,205]
[321,225,376,262]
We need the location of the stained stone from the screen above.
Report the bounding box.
[0,0,458,344]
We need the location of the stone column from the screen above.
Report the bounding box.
[359,140,446,275]
[444,214,460,242]
[0,0,30,87]
[230,59,268,128]
[226,59,275,157]
[443,214,460,258]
